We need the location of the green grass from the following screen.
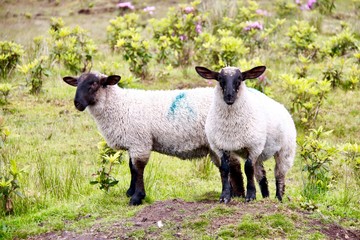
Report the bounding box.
[1,0,360,239]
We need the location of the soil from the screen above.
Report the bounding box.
[26,199,360,240]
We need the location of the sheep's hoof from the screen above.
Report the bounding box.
[126,188,135,197]
[219,193,231,204]
[219,197,231,204]
[245,191,256,202]
[129,197,143,206]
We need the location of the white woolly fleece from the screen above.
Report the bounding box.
[205,82,297,175]
[87,84,219,165]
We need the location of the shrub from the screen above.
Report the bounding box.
[194,30,249,69]
[321,56,346,89]
[106,13,142,51]
[48,17,97,73]
[150,0,206,65]
[0,117,10,147]
[90,140,124,192]
[0,41,24,79]
[0,84,12,105]
[340,143,360,186]
[0,159,24,215]
[275,0,298,18]
[115,28,152,79]
[286,21,318,55]
[299,126,337,199]
[282,74,331,129]
[18,56,50,94]
[317,0,336,15]
[321,27,358,57]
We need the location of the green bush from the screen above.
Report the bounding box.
[150,0,206,65]
[195,30,249,69]
[0,84,12,105]
[286,21,318,55]
[321,27,358,57]
[48,17,97,74]
[115,28,152,79]
[0,41,24,79]
[300,126,337,199]
[18,56,50,94]
[90,140,124,192]
[106,13,142,51]
[282,74,331,129]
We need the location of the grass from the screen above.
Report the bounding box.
[0,0,360,239]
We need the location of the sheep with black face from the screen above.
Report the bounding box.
[196,66,297,202]
[63,72,245,205]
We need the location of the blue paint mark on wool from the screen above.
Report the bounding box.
[168,92,195,119]
[169,92,186,114]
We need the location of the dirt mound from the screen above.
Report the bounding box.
[26,199,360,240]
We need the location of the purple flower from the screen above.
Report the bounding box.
[143,6,155,15]
[307,0,317,9]
[184,6,194,14]
[295,0,301,4]
[179,35,187,41]
[244,21,263,31]
[256,9,270,16]
[117,2,135,10]
[195,23,202,34]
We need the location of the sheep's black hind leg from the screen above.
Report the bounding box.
[275,174,285,202]
[229,157,245,198]
[126,158,136,197]
[245,158,256,202]
[219,151,232,204]
[129,160,147,206]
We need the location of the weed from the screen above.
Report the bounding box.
[300,126,338,199]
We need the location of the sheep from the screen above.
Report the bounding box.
[63,72,245,205]
[195,65,297,202]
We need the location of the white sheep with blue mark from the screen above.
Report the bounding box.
[196,65,297,203]
[63,72,241,205]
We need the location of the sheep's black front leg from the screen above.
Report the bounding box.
[229,157,245,198]
[129,160,147,206]
[245,158,256,202]
[126,158,136,197]
[219,152,232,204]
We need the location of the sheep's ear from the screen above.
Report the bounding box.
[242,66,266,80]
[195,66,219,80]
[100,75,121,86]
[63,76,78,87]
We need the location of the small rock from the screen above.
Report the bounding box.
[157,220,163,228]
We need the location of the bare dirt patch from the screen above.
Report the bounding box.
[26,199,360,240]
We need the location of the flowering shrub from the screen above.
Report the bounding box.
[150,0,206,65]
[0,41,24,79]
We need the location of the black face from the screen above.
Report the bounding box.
[218,68,242,105]
[63,73,121,111]
[195,65,266,106]
[74,74,102,111]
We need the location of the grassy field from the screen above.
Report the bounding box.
[0,0,359,239]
